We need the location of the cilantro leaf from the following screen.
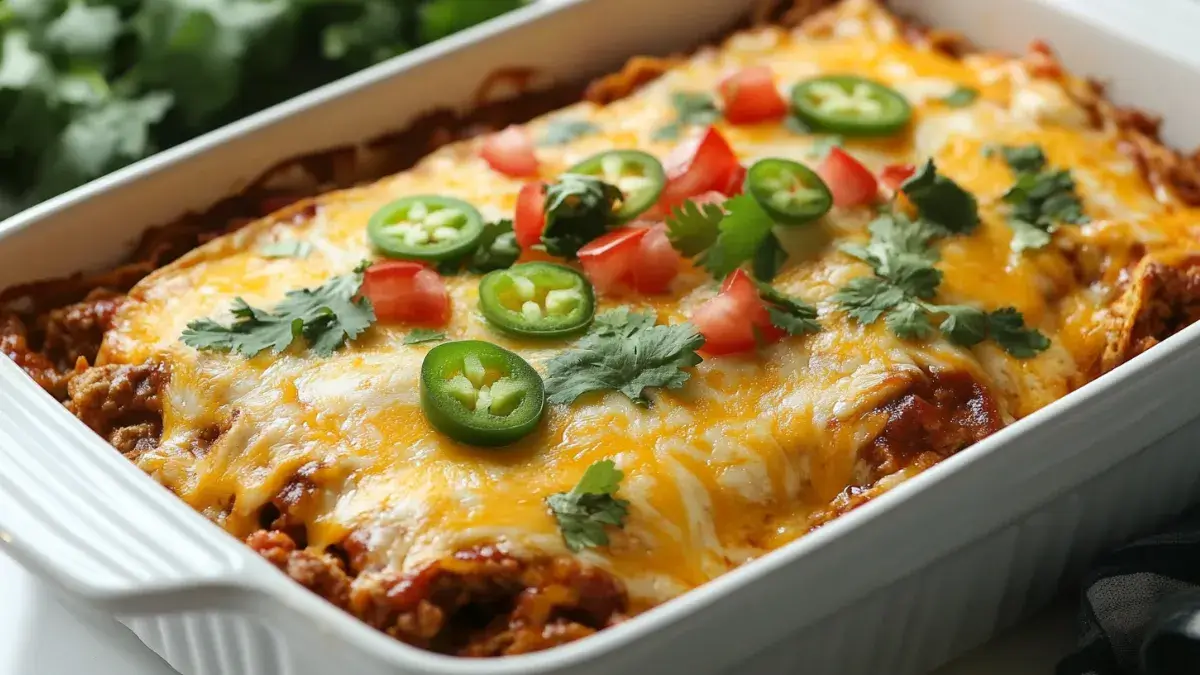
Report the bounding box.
[900,160,980,235]
[468,219,519,273]
[940,86,979,108]
[700,195,776,279]
[995,145,1089,252]
[259,239,312,259]
[997,145,1047,174]
[653,91,721,140]
[544,308,704,406]
[403,329,447,345]
[181,265,375,357]
[752,233,788,282]
[758,283,821,336]
[539,118,600,146]
[545,459,630,552]
[885,300,935,339]
[832,276,907,325]
[542,174,622,258]
[665,199,724,257]
[1008,219,1053,253]
[935,304,989,346]
[44,2,123,57]
[987,307,1050,358]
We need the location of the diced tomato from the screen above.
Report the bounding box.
[691,269,781,356]
[577,223,681,295]
[659,127,743,209]
[360,261,450,326]
[630,224,681,294]
[713,163,747,197]
[481,126,539,178]
[719,66,789,125]
[817,147,880,208]
[514,181,547,249]
[880,163,917,192]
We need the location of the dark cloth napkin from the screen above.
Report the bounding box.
[1057,509,1200,675]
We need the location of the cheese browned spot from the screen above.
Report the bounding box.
[29,0,1200,657]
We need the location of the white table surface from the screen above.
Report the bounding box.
[0,550,1078,675]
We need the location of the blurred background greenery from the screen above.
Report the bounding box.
[0,0,526,219]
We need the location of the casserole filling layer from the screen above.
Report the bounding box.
[5,0,1200,657]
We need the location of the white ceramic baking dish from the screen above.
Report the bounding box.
[4,0,1200,673]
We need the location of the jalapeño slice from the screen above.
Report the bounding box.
[421,341,546,446]
[368,195,485,262]
[745,158,833,225]
[790,76,912,137]
[566,150,666,223]
[479,262,595,338]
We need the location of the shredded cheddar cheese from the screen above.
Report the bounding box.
[97,0,1200,610]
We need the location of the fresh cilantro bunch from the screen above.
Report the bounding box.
[543,307,705,406]
[181,262,375,357]
[541,174,623,258]
[833,212,1049,356]
[991,144,1089,252]
[0,0,526,218]
[546,459,629,552]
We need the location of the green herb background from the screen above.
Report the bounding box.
[0,0,525,219]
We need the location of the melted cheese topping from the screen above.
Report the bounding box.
[99,0,1200,607]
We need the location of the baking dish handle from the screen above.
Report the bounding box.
[0,360,255,607]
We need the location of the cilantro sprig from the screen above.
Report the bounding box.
[541,174,624,258]
[402,329,447,346]
[259,239,312,259]
[901,160,980,235]
[833,212,1049,357]
[991,144,1089,252]
[652,91,721,141]
[181,263,375,357]
[538,119,600,146]
[758,282,821,336]
[546,460,630,552]
[664,195,787,280]
[544,308,705,406]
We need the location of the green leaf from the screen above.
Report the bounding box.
[539,118,600,146]
[669,91,721,126]
[936,304,988,346]
[885,299,935,340]
[832,276,907,326]
[664,199,723,257]
[987,307,1050,358]
[419,0,523,42]
[900,160,980,235]
[651,122,682,141]
[998,145,1088,252]
[35,92,174,199]
[403,329,447,345]
[545,459,630,552]
[700,194,776,279]
[752,233,788,282]
[543,308,705,406]
[44,2,123,57]
[758,283,821,336]
[467,219,519,273]
[181,264,375,358]
[259,239,312,259]
[1008,219,1052,253]
[542,174,622,258]
[940,86,978,108]
[995,145,1047,174]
